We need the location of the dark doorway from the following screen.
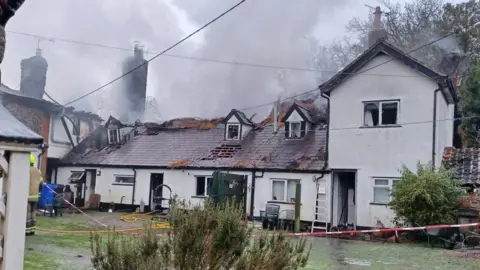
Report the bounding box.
[149,173,164,212]
[333,171,356,228]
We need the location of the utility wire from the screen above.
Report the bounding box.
[7,29,434,78]
[56,0,246,108]
[238,32,457,112]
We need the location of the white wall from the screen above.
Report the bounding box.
[56,166,330,222]
[48,115,100,159]
[328,55,454,228]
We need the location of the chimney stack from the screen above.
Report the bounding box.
[367,6,387,47]
[20,48,48,99]
[119,43,149,123]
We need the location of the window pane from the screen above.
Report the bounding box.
[287,181,297,203]
[272,181,285,201]
[374,179,389,186]
[196,177,206,196]
[364,102,379,126]
[290,123,301,138]
[115,176,134,184]
[373,187,390,204]
[227,125,239,139]
[206,177,213,196]
[381,102,398,125]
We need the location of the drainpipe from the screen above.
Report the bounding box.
[132,168,137,205]
[432,88,441,170]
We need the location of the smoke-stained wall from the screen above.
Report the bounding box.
[119,44,148,123]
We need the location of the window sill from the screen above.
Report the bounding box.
[267,200,301,205]
[191,196,209,199]
[370,202,389,206]
[360,125,402,129]
[112,183,134,186]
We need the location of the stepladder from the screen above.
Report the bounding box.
[311,178,328,233]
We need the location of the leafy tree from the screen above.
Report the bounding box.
[90,200,311,270]
[460,65,480,147]
[389,163,466,226]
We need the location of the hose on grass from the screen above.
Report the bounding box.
[36,211,171,234]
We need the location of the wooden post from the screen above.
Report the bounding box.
[294,183,301,233]
[1,151,30,270]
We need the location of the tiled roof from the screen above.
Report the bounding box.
[61,122,327,172]
[0,102,43,145]
[442,147,480,184]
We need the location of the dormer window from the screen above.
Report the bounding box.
[289,122,302,138]
[108,129,120,144]
[226,124,240,140]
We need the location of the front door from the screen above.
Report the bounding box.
[149,173,164,211]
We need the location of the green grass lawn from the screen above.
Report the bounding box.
[24,215,94,270]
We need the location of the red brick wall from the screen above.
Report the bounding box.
[2,99,50,178]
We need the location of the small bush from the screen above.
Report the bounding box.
[90,199,311,270]
[389,163,466,226]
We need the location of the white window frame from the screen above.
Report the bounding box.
[195,176,214,196]
[271,179,299,203]
[68,171,85,182]
[108,129,120,144]
[289,122,302,138]
[226,124,241,140]
[363,100,400,127]
[113,175,134,186]
[372,178,399,204]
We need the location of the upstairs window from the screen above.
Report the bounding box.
[226,124,240,140]
[364,100,399,127]
[108,129,120,144]
[289,122,302,138]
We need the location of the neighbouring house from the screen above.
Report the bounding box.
[0,101,44,270]
[0,48,102,181]
[320,9,457,229]
[53,101,330,225]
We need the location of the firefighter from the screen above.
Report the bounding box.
[26,154,42,236]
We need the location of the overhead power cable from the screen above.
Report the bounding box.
[238,32,457,112]
[8,29,434,78]
[55,0,246,108]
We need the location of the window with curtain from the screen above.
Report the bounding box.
[271,179,299,202]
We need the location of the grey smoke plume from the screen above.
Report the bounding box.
[2,0,369,122]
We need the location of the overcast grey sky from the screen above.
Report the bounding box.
[1,0,466,121]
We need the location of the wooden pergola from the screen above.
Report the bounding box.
[0,102,43,270]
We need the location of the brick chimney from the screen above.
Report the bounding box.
[20,48,48,99]
[368,6,387,47]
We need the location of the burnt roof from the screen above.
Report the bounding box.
[443,147,480,185]
[0,84,103,121]
[0,102,43,145]
[222,109,255,126]
[60,115,327,172]
[319,40,457,104]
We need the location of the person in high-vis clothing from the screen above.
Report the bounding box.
[26,154,42,236]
